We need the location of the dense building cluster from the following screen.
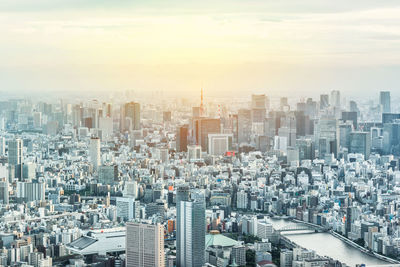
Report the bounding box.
[0,90,399,267]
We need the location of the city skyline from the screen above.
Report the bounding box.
[2,2,400,267]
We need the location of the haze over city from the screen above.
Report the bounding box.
[2,2,400,267]
[2,0,400,97]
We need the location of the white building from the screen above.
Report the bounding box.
[188,145,202,162]
[237,190,248,209]
[207,134,232,156]
[126,222,165,267]
[116,197,140,221]
[89,137,101,171]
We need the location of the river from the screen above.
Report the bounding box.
[270,218,388,266]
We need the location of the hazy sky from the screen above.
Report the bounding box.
[1,0,400,98]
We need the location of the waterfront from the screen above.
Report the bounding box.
[270,218,388,266]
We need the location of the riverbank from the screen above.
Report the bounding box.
[329,230,399,264]
[270,217,389,266]
[289,217,399,264]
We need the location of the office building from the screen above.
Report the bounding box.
[193,118,221,152]
[349,132,371,159]
[187,145,202,161]
[8,138,23,179]
[176,125,188,152]
[342,111,358,130]
[207,133,233,156]
[98,165,118,184]
[320,94,329,110]
[126,222,165,267]
[315,117,339,158]
[90,137,101,171]
[121,102,141,132]
[380,91,391,113]
[238,109,252,144]
[0,137,5,156]
[0,178,9,204]
[116,197,140,221]
[177,199,206,267]
[16,181,45,202]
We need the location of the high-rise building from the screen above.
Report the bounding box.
[0,137,5,156]
[98,165,118,184]
[320,94,329,110]
[380,91,391,113]
[296,138,314,161]
[238,109,252,144]
[121,102,141,132]
[349,132,371,159]
[176,185,190,267]
[207,134,233,156]
[177,198,206,267]
[8,138,23,179]
[90,137,101,171]
[124,180,139,199]
[342,111,358,130]
[116,197,140,221]
[176,125,188,152]
[98,117,113,141]
[0,177,9,204]
[339,121,353,150]
[251,94,267,123]
[314,117,339,158]
[237,190,248,209]
[126,222,165,267]
[193,118,221,151]
[16,181,45,202]
[187,145,202,161]
[383,122,400,154]
[330,90,341,108]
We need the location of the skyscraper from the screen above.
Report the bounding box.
[315,117,340,158]
[176,185,190,267]
[341,111,358,130]
[207,133,233,156]
[330,90,341,108]
[90,137,101,171]
[380,91,391,113]
[176,125,188,152]
[349,132,371,159]
[238,109,252,144]
[320,94,329,110]
[0,137,5,156]
[0,178,9,204]
[8,138,23,179]
[177,198,206,267]
[251,94,267,123]
[192,118,221,151]
[126,222,165,267]
[121,102,141,132]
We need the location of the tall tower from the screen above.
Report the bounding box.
[0,137,5,156]
[176,185,190,267]
[380,91,391,113]
[126,222,165,267]
[0,178,9,204]
[120,102,141,132]
[8,138,23,179]
[200,88,205,117]
[90,137,101,171]
[177,194,205,267]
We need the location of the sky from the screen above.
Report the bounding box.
[1,0,400,99]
